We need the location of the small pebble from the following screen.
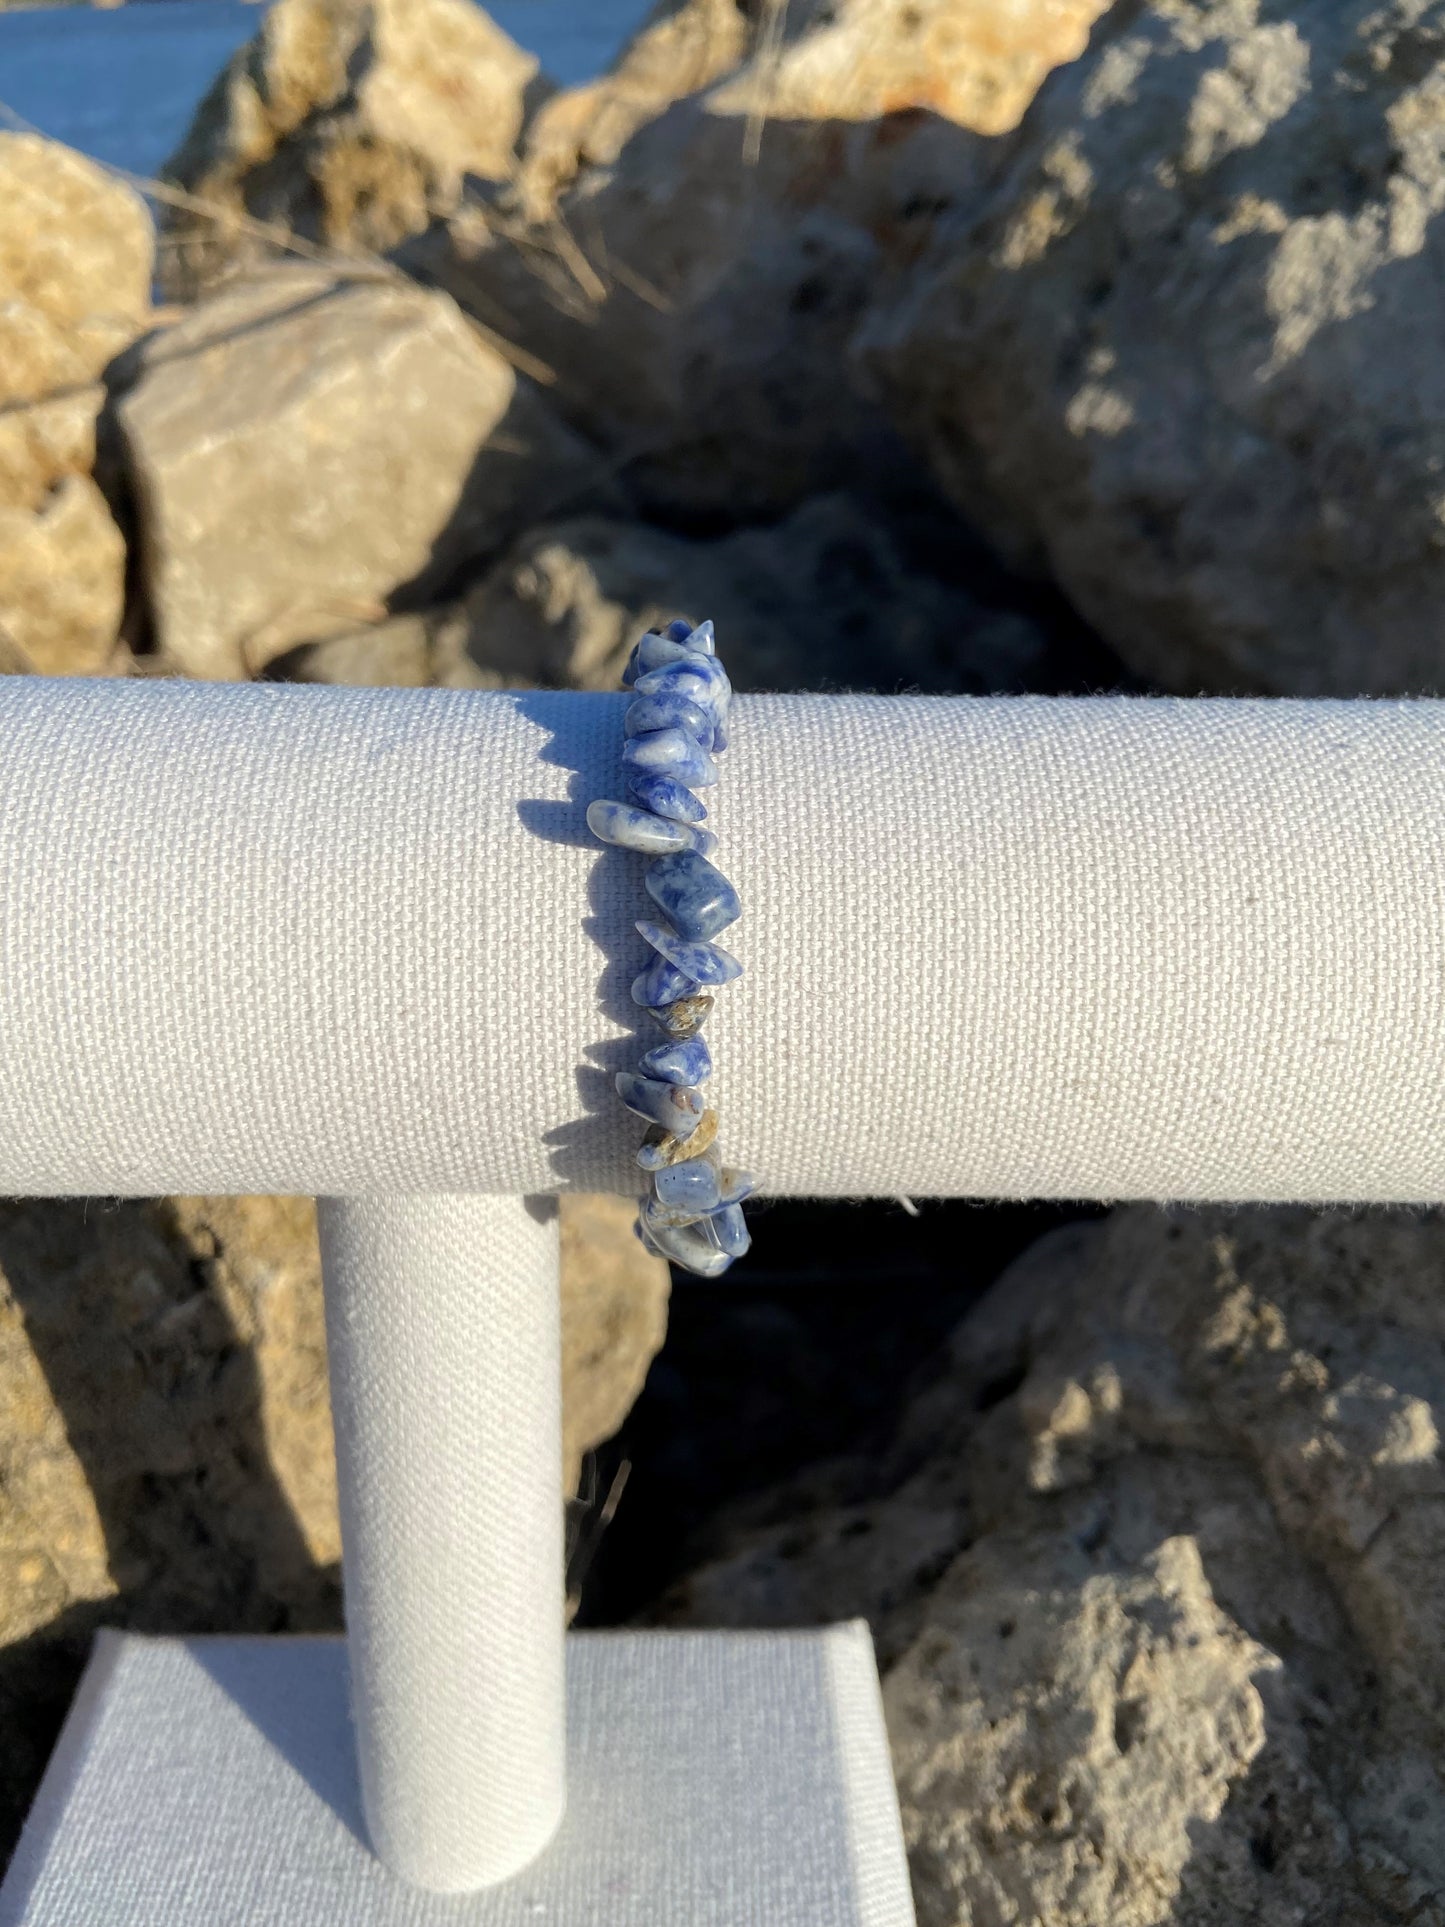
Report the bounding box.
[615,1071,705,1136]
[637,1108,718,1168]
[645,848,741,941]
[627,773,707,823]
[625,694,715,749]
[640,1034,712,1086]
[622,727,717,789]
[637,919,742,985]
[648,992,715,1038]
[653,1156,721,1213]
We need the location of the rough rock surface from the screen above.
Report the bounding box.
[0,1189,669,1864]
[863,0,1445,696]
[113,264,606,679]
[0,134,151,409]
[0,474,127,675]
[400,0,1107,521]
[158,0,542,299]
[661,1204,1445,1923]
[263,607,495,689]
[460,492,1054,693]
[0,134,151,675]
[515,0,750,216]
[0,1196,340,1864]
[514,0,1110,219]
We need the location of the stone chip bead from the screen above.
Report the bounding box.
[632,655,731,711]
[627,772,707,824]
[622,727,717,790]
[640,1034,712,1086]
[648,992,715,1039]
[625,694,715,749]
[644,849,741,942]
[708,1202,752,1258]
[639,1212,732,1278]
[636,919,743,986]
[631,953,701,1009]
[621,617,713,686]
[653,1155,721,1213]
[586,798,714,857]
[637,1109,718,1169]
[616,1070,705,1138]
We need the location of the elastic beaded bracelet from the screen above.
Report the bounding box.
[586,617,755,1277]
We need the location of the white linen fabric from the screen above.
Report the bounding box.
[1,676,1443,1202]
[315,1193,564,1892]
[0,1627,914,1926]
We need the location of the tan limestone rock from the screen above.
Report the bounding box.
[0,134,152,409]
[0,475,126,674]
[660,1203,1445,1921]
[860,0,1445,695]
[0,134,152,675]
[158,0,542,298]
[0,387,105,513]
[402,0,1108,518]
[113,264,605,680]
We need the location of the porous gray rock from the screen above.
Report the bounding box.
[661,1204,1445,1922]
[158,0,543,299]
[889,1535,1291,1927]
[113,264,607,680]
[458,493,1053,693]
[861,0,1445,696]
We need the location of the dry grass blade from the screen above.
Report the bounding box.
[743,0,791,167]
[565,1457,632,1616]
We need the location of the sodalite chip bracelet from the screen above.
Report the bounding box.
[585,617,756,1277]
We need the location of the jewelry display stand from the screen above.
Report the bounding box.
[2,678,1444,1920]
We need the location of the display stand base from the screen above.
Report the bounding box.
[0,1625,915,1926]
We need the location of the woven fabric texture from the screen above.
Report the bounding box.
[1,676,1442,1202]
[0,1629,914,1925]
[315,1193,564,1892]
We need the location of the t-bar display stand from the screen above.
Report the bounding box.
[2,679,1444,1922]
